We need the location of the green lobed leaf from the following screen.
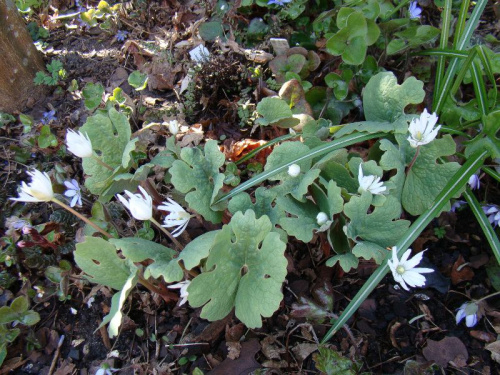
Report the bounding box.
[82,82,104,111]
[276,196,322,242]
[188,210,287,328]
[80,108,132,195]
[228,187,284,226]
[264,141,320,201]
[110,238,181,282]
[344,192,410,248]
[363,72,425,122]
[128,71,148,91]
[74,236,133,290]
[402,135,461,215]
[352,241,387,264]
[256,97,294,126]
[199,21,224,42]
[169,140,225,223]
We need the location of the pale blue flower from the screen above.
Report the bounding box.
[116,30,129,42]
[268,0,292,5]
[409,1,422,19]
[41,110,56,124]
[456,302,479,327]
[468,174,480,190]
[64,179,82,207]
[450,200,466,213]
[483,204,500,227]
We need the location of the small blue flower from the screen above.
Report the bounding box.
[64,179,82,207]
[268,0,292,5]
[455,302,479,327]
[468,174,480,190]
[483,204,500,227]
[41,110,56,125]
[116,30,129,42]
[409,1,422,19]
[450,200,467,213]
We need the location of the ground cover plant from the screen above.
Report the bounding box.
[0,0,499,373]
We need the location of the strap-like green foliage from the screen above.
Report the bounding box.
[80,108,132,195]
[110,238,181,282]
[74,236,132,290]
[333,116,410,138]
[187,210,287,328]
[99,268,138,338]
[402,135,461,215]
[264,141,320,201]
[344,192,410,248]
[363,72,425,122]
[169,140,225,223]
[228,187,284,226]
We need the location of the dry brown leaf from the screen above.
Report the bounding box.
[422,337,468,368]
[470,330,496,343]
[226,341,242,360]
[291,343,318,362]
[485,340,500,363]
[451,254,474,284]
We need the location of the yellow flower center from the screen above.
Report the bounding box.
[396,265,406,275]
[415,131,423,140]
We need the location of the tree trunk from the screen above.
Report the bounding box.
[0,0,46,113]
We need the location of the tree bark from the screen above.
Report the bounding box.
[0,0,46,113]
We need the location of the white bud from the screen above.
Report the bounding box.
[288,164,301,177]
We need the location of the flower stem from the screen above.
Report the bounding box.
[406,145,420,175]
[51,197,113,238]
[150,218,184,251]
[91,155,114,171]
[476,290,500,303]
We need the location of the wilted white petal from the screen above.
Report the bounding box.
[168,280,190,306]
[159,198,191,237]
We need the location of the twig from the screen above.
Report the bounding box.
[48,335,65,375]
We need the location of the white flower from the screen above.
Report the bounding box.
[409,1,422,19]
[358,165,386,195]
[10,169,54,203]
[407,109,441,148]
[66,129,93,158]
[316,212,332,232]
[387,246,434,291]
[456,302,479,327]
[64,179,82,207]
[168,120,179,136]
[158,198,191,237]
[168,280,190,306]
[288,164,301,177]
[70,307,78,315]
[116,186,153,221]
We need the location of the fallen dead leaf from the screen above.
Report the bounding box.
[226,341,242,360]
[291,342,318,363]
[470,330,496,343]
[451,254,474,285]
[208,339,261,375]
[485,340,500,363]
[422,336,468,368]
